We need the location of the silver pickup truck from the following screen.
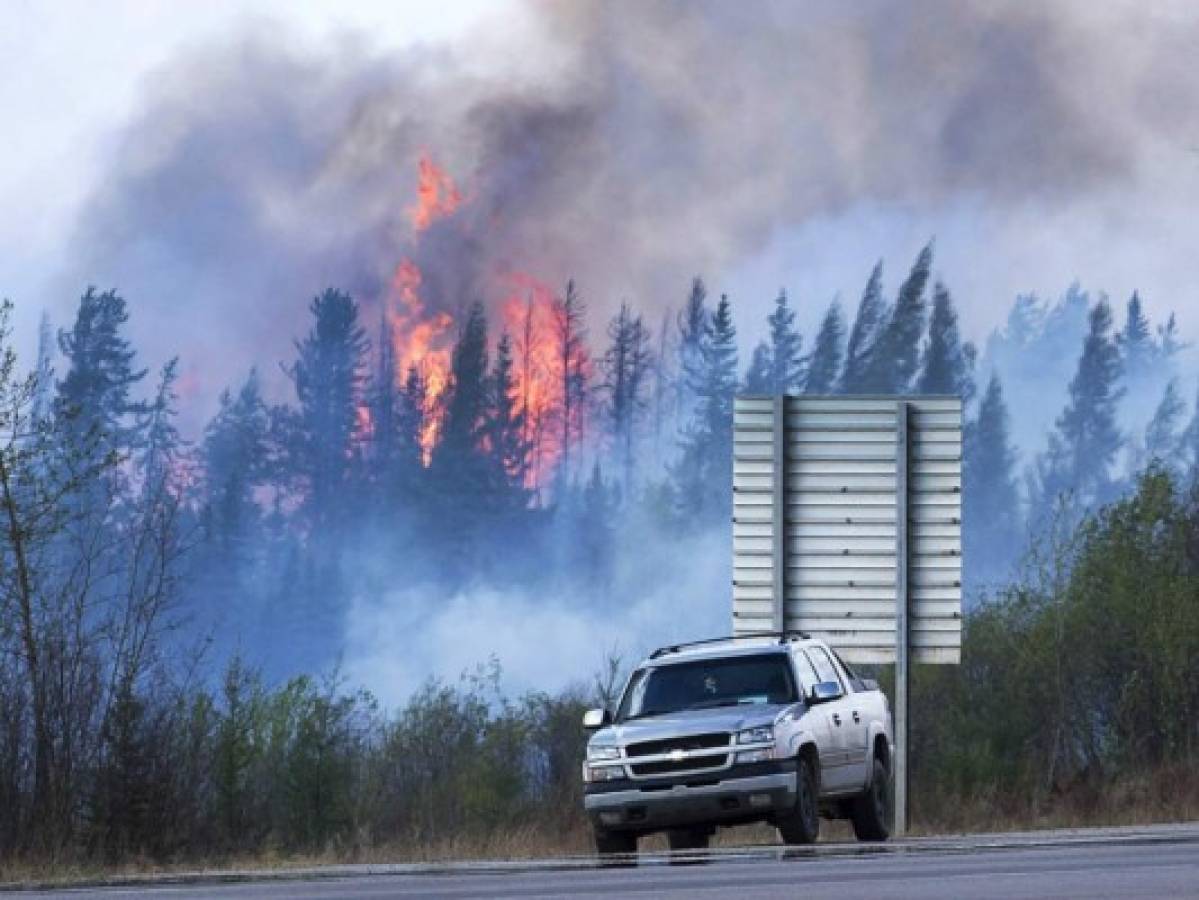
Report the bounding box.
[582,632,893,855]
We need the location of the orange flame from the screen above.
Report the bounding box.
[388,258,453,462]
[501,273,567,489]
[382,156,572,489]
[408,155,463,232]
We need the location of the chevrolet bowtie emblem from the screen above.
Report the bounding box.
[670,749,686,762]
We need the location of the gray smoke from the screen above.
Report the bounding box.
[54,0,1199,428]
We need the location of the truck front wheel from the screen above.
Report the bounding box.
[776,754,820,845]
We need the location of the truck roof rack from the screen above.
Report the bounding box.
[649,631,811,660]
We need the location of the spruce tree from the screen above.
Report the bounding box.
[31,311,54,424]
[397,366,427,475]
[803,300,845,395]
[766,289,803,394]
[1181,383,1199,480]
[1117,291,1154,382]
[487,332,530,502]
[1141,378,1184,473]
[743,341,772,394]
[202,370,270,561]
[1032,299,1124,511]
[963,373,1022,587]
[674,294,738,521]
[861,242,932,393]
[136,358,183,497]
[676,278,709,415]
[840,262,886,393]
[600,303,654,494]
[368,312,399,479]
[56,287,148,462]
[434,302,490,472]
[285,288,369,539]
[553,280,589,482]
[917,282,976,401]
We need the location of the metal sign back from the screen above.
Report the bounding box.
[732,395,962,664]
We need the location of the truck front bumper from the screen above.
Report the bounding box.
[583,760,797,833]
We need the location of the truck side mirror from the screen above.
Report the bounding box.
[583,708,611,729]
[807,681,843,705]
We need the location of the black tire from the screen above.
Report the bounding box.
[777,754,820,845]
[850,756,892,842]
[667,828,710,851]
[594,828,637,857]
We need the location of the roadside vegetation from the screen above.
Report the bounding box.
[2,466,1197,876]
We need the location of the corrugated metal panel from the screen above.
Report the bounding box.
[732,395,962,664]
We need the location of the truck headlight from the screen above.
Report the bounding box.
[736,726,774,745]
[584,764,626,783]
[587,745,621,762]
[735,726,775,763]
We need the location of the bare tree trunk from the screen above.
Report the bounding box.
[0,452,52,833]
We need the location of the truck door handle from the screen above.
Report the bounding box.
[852,710,861,724]
[832,713,842,726]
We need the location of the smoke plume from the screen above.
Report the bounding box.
[55,0,1199,427]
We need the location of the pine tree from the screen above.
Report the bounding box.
[1181,383,1199,480]
[397,366,427,475]
[766,289,803,394]
[743,341,772,394]
[284,288,370,539]
[56,286,149,462]
[202,370,270,562]
[917,282,975,401]
[553,280,589,483]
[1117,291,1154,382]
[1141,378,1185,473]
[964,373,1022,587]
[861,242,932,393]
[674,294,738,521]
[31,311,54,424]
[676,278,709,415]
[487,332,530,502]
[803,300,845,395]
[1032,300,1124,511]
[368,311,399,479]
[600,303,654,494]
[1156,312,1185,360]
[136,358,184,497]
[840,261,886,393]
[435,302,490,472]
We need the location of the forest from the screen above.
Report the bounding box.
[2,241,1198,865]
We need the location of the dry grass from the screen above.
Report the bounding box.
[4,767,1198,886]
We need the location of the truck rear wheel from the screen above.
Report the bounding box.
[776,754,820,845]
[667,828,710,851]
[850,756,892,842]
[594,828,637,856]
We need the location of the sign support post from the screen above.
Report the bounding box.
[771,395,787,632]
[893,400,910,837]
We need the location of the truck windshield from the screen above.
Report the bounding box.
[617,655,796,721]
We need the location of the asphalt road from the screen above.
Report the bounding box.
[9,825,1199,899]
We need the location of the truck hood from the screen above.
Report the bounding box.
[594,703,799,747]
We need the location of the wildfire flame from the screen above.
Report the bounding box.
[389,258,453,461]
[382,155,573,488]
[407,155,463,231]
[501,273,564,486]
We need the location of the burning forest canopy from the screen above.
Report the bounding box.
[4,0,1199,694]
